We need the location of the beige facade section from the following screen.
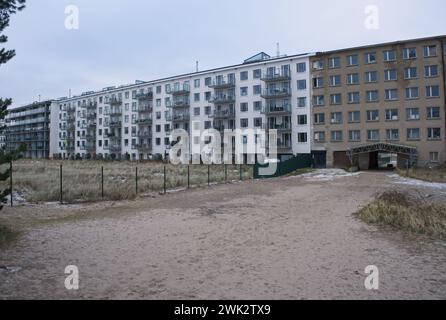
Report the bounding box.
[310,36,446,168]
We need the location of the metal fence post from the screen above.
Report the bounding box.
[135,166,138,195]
[208,165,210,186]
[60,164,63,204]
[225,164,227,182]
[187,165,190,188]
[163,165,166,194]
[101,166,104,199]
[239,164,242,181]
[9,160,12,207]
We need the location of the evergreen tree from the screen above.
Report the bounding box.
[0,0,26,210]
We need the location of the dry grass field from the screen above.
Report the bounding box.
[0,160,253,203]
[397,166,446,183]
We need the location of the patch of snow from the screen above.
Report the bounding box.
[297,169,362,182]
[387,174,446,190]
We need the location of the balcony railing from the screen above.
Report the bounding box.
[261,70,291,82]
[134,92,153,100]
[170,99,190,108]
[87,102,98,109]
[137,118,153,125]
[169,84,190,95]
[138,105,153,113]
[109,121,122,128]
[86,144,96,151]
[110,144,122,152]
[277,141,292,150]
[211,95,236,104]
[263,123,292,131]
[87,112,97,119]
[109,109,122,116]
[261,87,292,99]
[137,131,152,138]
[208,78,236,89]
[261,104,292,115]
[172,113,190,122]
[136,144,151,151]
[107,98,123,106]
[210,109,235,119]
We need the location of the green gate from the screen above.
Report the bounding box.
[253,154,312,179]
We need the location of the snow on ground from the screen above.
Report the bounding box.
[297,169,362,182]
[387,174,446,190]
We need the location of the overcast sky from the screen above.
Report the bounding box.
[1,0,445,107]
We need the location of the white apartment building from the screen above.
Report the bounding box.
[50,52,314,161]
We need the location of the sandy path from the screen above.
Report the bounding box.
[1,171,445,299]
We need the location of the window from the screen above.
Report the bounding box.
[164,138,170,146]
[297,115,307,125]
[155,138,161,146]
[205,91,211,101]
[426,85,440,98]
[313,77,324,88]
[314,131,325,142]
[164,124,170,132]
[330,112,342,124]
[385,89,399,100]
[424,45,437,57]
[329,75,341,86]
[346,54,358,66]
[367,130,380,141]
[297,132,308,143]
[366,110,379,121]
[366,90,379,102]
[297,80,307,90]
[384,69,398,81]
[386,129,399,141]
[313,95,325,106]
[240,87,248,96]
[240,71,248,81]
[425,65,439,77]
[253,85,261,95]
[385,109,399,121]
[427,106,440,119]
[312,60,324,70]
[253,69,261,79]
[403,47,417,60]
[254,101,262,111]
[407,128,420,140]
[383,50,396,62]
[404,67,417,79]
[204,77,211,86]
[406,108,420,120]
[156,86,161,94]
[348,92,360,104]
[348,111,360,123]
[328,57,341,68]
[240,118,248,128]
[204,106,211,115]
[193,107,200,116]
[427,128,441,140]
[347,73,359,85]
[254,117,262,127]
[365,52,377,64]
[156,111,161,119]
[430,152,440,162]
[365,71,378,83]
[240,102,248,112]
[314,113,325,124]
[331,131,343,142]
[297,62,306,73]
[330,93,342,105]
[156,125,161,132]
[349,130,361,142]
[156,99,161,107]
[406,87,419,100]
[194,93,200,102]
[295,97,305,108]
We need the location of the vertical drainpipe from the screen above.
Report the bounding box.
[440,37,446,162]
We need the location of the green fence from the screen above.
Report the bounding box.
[253,154,312,179]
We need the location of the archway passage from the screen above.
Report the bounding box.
[347,143,418,170]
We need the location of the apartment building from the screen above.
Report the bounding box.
[310,36,446,168]
[52,52,313,161]
[4,100,56,158]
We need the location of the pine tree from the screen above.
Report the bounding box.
[0,0,26,210]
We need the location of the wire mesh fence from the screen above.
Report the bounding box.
[4,160,254,205]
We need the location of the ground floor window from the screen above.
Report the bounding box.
[429,152,439,162]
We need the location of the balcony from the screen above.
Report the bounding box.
[261,104,292,115]
[87,102,97,109]
[276,140,293,151]
[211,94,236,104]
[263,122,292,132]
[169,84,190,95]
[208,78,236,89]
[86,134,96,141]
[87,112,97,119]
[109,109,122,116]
[169,99,190,108]
[137,131,152,138]
[86,143,96,152]
[110,144,122,153]
[261,87,291,99]
[138,104,153,113]
[261,70,291,82]
[108,98,123,106]
[67,124,75,131]
[136,144,151,151]
[210,109,235,119]
[137,118,153,125]
[134,91,153,100]
[109,121,122,128]
[67,107,76,114]
[172,113,190,122]
[67,115,76,122]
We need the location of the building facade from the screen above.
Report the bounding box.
[52,52,313,161]
[4,100,56,158]
[310,36,446,168]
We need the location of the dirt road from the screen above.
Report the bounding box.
[1,170,445,299]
